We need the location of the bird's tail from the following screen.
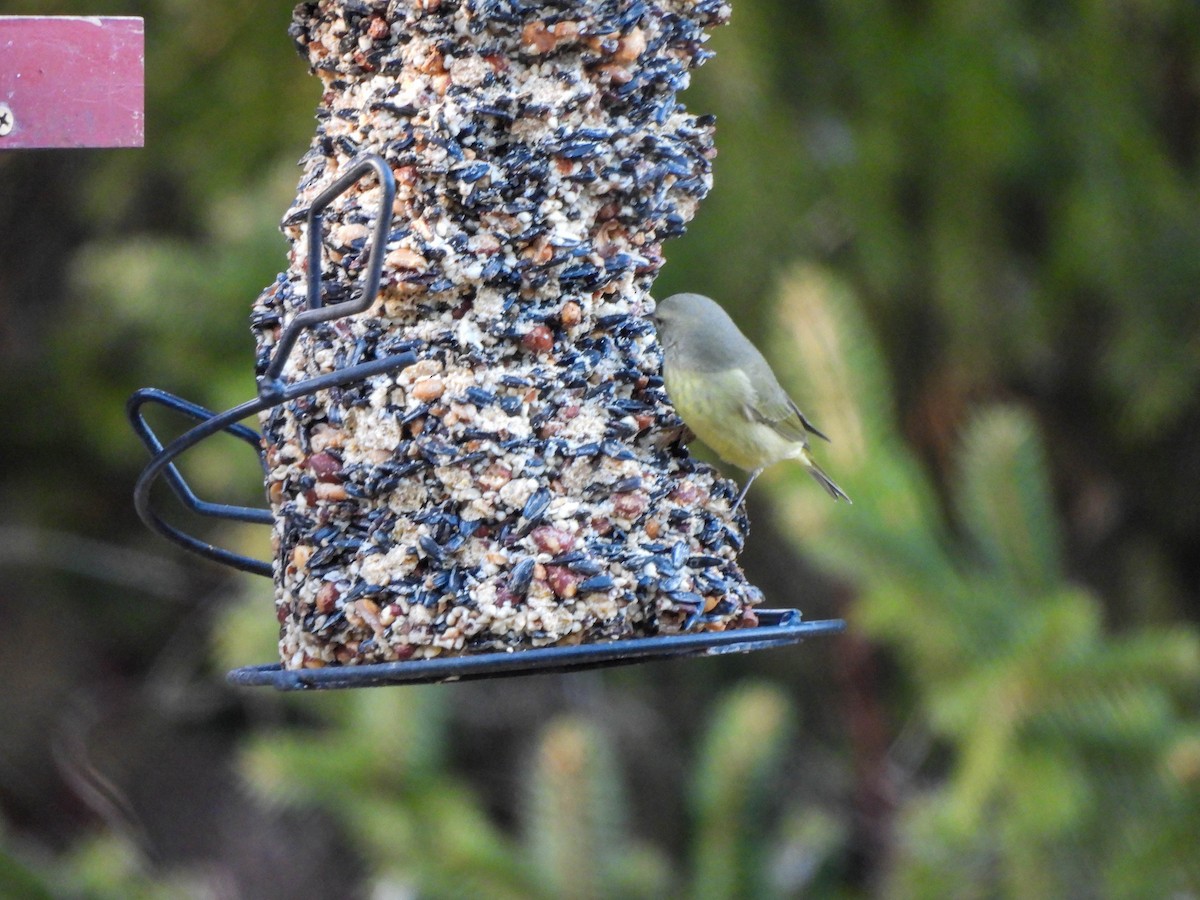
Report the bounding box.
[803,453,851,503]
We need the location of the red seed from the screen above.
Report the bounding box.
[307,451,343,483]
[316,582,339,614]
[479,462,513,491]
[612,491,647,518]
[522,324,554,354]
[530,525,576,555]
[367,16,389,40]
[670,481,706,505]
[546,565,580,599]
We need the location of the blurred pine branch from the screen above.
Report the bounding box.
[689,684,793,900]
[770,263,1200,896]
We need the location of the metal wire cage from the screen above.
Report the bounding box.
[128,154,845,690]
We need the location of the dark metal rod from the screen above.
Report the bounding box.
[128,388,271,525]
[226,612,847,690]
[129,152,406,574]
[260,154,396,398]
[130,350,417,575]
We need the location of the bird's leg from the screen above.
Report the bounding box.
[733,468,762,510]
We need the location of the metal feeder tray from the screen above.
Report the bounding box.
[128,153,845,688]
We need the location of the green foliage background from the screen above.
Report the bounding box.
[1,0,1198,897]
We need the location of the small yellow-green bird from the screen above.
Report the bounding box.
[650,292,850,509]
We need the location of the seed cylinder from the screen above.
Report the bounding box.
[252,0,762,668]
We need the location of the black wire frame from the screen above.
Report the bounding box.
[128,153,411,575]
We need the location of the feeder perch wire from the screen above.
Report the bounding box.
[228,610,844,690]
[130,155,414,576]
[129,152,844,684]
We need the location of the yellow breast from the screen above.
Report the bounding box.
[663,366,803,472]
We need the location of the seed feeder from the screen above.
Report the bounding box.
[129,1,844,689]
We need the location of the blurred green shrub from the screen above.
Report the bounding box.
[230,682,819,899]
[770,264,1200,896]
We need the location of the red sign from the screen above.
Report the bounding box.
[0,16,144,149]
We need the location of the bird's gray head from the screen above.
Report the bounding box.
[649,293,748,369]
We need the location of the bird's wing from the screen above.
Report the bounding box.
[744,393,809,443]
[740,358,830,443]
[789,399,831,442]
